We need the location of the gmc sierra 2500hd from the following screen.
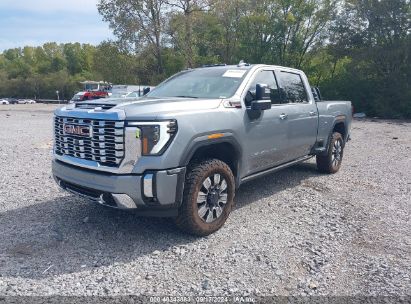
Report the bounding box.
[52,64,352,236]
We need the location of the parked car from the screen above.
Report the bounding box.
[125,87,154,98]
[8,98,19,104]
[7,98,34,104]
[0,99,9,105]
[111,85,154,98]
[124,91,141,98]
[52,63,352,236]
[70,91,109,102]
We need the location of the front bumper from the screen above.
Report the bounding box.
[52,160,186,217]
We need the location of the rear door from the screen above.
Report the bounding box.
[275,70,318,160]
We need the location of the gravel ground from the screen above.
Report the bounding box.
[0,104,410,297]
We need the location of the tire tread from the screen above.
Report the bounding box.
[316,132,344,174]
[175,159,235,236]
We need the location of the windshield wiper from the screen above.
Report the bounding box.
[174,95,199,99]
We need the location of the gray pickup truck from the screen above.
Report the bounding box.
[52,64,352,236]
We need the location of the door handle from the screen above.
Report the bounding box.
[279,113,288,120]
[309,111,317,116]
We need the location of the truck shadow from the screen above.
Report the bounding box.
[235,161,320,209]
[0,162,320,280]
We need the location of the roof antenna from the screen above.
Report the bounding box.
[238,60,248,67]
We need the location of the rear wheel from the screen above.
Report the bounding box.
[175,159,235,236]
[316,132,344,174]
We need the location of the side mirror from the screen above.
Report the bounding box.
[245,83,273,110]
[251,83,272,111]
[143,87,151,95]
[251,100,271,111]
[255,83,268,101]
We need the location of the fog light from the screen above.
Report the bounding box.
[143,174,154,198]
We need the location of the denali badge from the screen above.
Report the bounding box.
[63,124,91,137]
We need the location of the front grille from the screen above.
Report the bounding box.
[54,116,125,167]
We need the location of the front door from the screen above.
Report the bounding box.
[242,69,290,175]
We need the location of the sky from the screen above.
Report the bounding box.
[0,0,113,51]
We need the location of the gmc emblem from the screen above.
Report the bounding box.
[63,124,91,137]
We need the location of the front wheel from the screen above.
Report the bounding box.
[316,132,345,174]
[175,159,235,236]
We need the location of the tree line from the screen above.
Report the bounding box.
[0,0,409,118]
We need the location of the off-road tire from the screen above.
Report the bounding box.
[175,159,235,236]
[316,132,344,174]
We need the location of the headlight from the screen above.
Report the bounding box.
[128,120,177,156]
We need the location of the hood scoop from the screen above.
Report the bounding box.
[75,102,116,111]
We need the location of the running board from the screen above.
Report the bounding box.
[241,156,313,184]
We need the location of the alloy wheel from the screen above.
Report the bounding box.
[196,174,228,223]
[332,139,343,168]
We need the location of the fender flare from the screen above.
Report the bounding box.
[323,116,348,155]
[179,133,243,186]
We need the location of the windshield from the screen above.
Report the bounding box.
[147,68,249,99]
[126,91,140,98]
[71,94,83,101]
[110,93,126,98]
[84,84,99,91]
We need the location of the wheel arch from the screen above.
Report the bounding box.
[333,120,347,141]
[180,135,242,188]
[324,118,347,155]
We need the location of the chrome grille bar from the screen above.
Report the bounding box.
[54,116,125,167]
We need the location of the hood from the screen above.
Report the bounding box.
[59,97,223,120]
[114,97,223,119]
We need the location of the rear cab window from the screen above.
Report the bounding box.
[276,71,309,103]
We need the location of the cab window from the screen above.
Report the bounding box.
[276,72,308,103]
[246,70,282,105]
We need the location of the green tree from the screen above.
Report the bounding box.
[324,0,411,117]
[93,41,138,84]
[166,0,211,67]
[64,43,88,75]
[98,0,168,74]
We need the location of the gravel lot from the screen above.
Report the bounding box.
[0,104,410,297]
